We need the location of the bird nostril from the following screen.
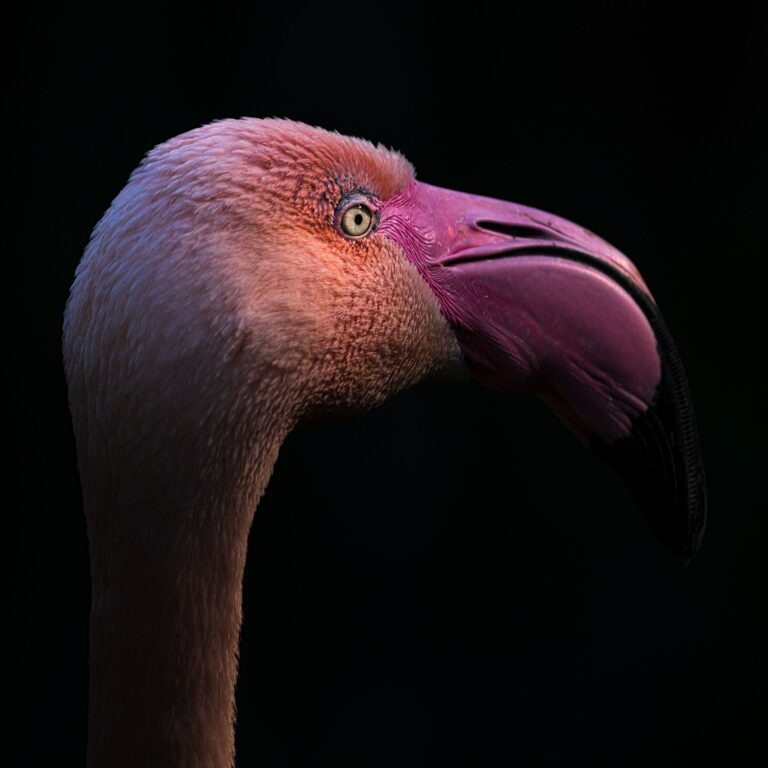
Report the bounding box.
[476,220,557,240]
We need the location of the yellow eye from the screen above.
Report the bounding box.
[340,204,374,237]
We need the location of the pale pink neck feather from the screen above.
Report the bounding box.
[85,414,289,768]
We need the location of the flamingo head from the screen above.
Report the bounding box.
[65,118,705,556]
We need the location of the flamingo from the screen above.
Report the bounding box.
[63,118,706,767]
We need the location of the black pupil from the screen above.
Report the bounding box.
[354,212,364,226]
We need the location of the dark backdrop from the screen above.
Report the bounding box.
[11,3,767,765]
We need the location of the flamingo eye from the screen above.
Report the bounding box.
[339,203,375,238]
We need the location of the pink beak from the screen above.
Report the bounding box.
[380,181,706,557]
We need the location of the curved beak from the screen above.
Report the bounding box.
[382,181,707,558]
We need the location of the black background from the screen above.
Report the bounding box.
[11,3,767,765]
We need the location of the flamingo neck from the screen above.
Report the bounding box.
[85,402,292,768]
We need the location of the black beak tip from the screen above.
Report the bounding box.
[591,360,707,561]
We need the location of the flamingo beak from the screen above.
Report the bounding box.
[382,181,706,558]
